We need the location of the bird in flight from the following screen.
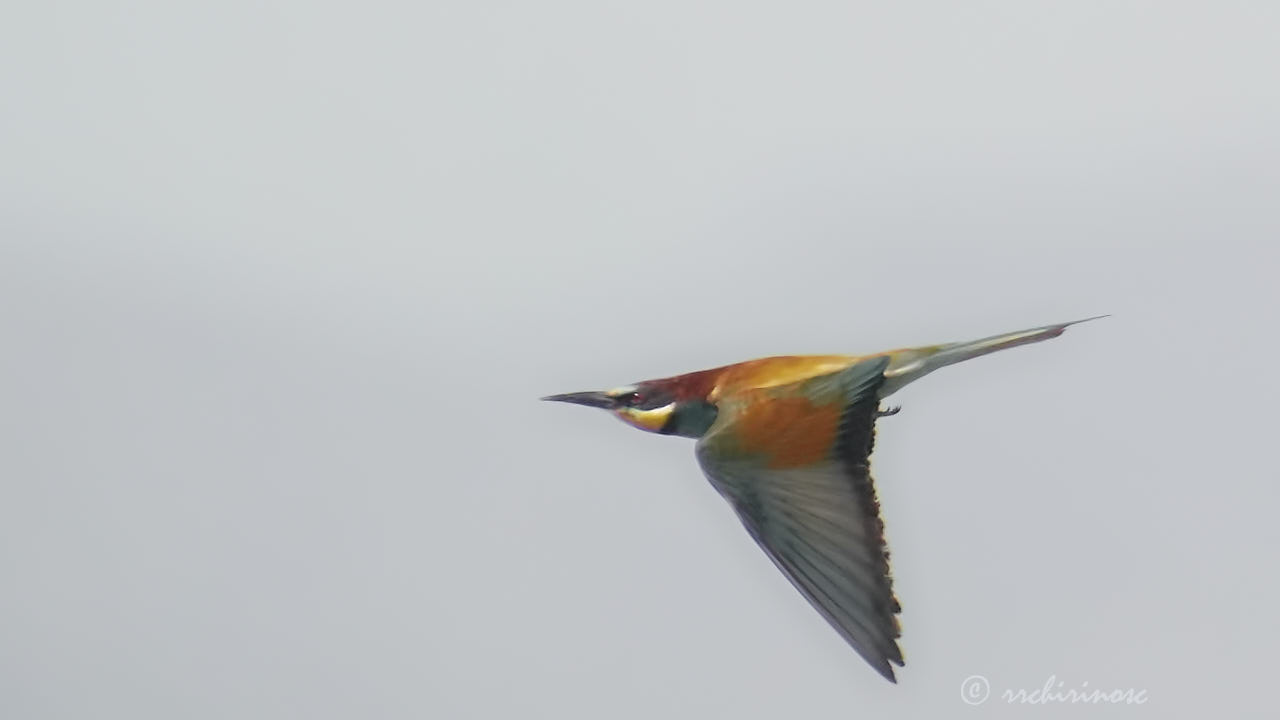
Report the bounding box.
[543,317,1101,682]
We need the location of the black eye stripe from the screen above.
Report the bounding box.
[621,389,671,411]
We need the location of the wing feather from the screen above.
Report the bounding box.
[695,356,903,681]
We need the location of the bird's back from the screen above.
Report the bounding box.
[708,354,864,400]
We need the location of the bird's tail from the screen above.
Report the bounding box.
[879,316,1106,396]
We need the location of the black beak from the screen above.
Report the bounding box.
[541,391,616,409]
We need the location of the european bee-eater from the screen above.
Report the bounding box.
[543,317,1101,682]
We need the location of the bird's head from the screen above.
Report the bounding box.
[542,377,719,438]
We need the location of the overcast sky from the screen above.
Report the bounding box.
[2,2,1278,718]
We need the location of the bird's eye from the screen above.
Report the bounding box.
[615,389,666,409]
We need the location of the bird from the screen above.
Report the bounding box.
[542,317,1102,682]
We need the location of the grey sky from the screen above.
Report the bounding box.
[2,2,1277,718]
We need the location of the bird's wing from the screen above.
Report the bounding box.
[695,355,903,681]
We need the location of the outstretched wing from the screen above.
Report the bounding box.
[695,356,903,681]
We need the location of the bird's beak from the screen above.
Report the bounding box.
[541,391,616,409]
